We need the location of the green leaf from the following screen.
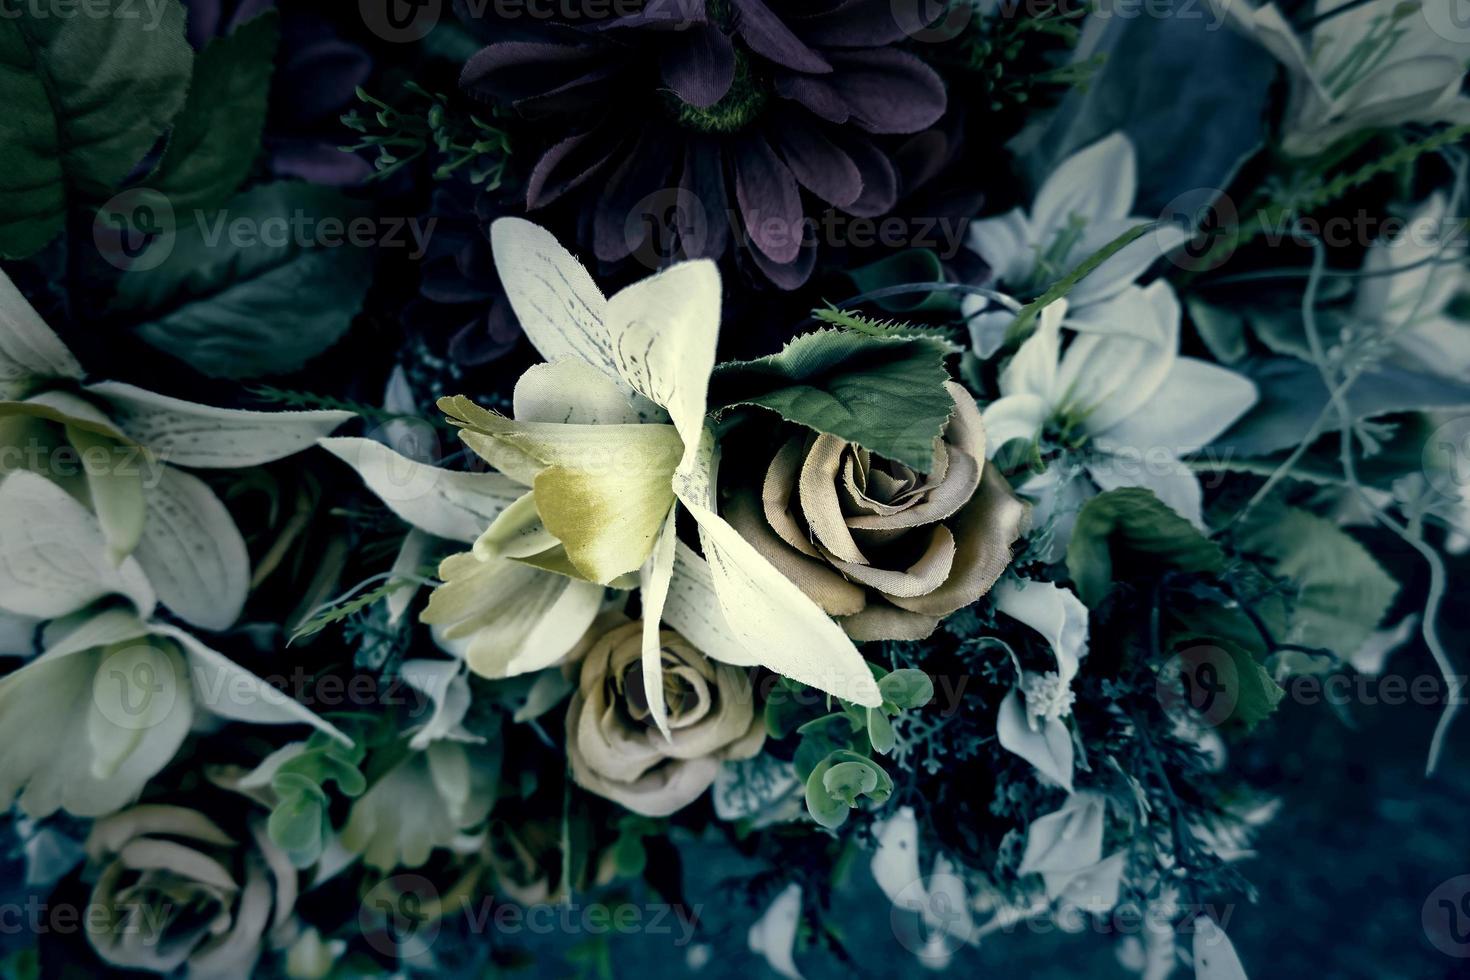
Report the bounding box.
[0,0,193,257]
[710,330,957,472]
[877,668,934,710]
[866,708,895,754]
[1170,633,1284,733]
[1007,222,1155,341]
[1067,488,1225,606]
[803,749,892,828]
[114,181,375,379]
[1186,296,1248,365]
[147,12,279,214]
[1235,506,1399,657]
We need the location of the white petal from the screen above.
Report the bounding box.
[400,659,481,750]
[603,258,723,468]
[993,579,1089,683]
[980,394,1050,456]
[132,467,249,631]
[0,470,156,618]
[966,208,1034,283]
[1042,851,1126,913]
[1193,918,1250,980]
[1095,356,1258,455]
[997,689,1073,791]
[999,299,1066,400]
[1065,220,1192,309]
[86,381,352,467]
[662,541,760,667]
[388,528,432,625]
[871,806,924,910]
[1018,791,1105,877]
[748,883,804,980]
[1058,283,1180,433]
[1032,133,1137,235]
[151,623,350,744]
[319,437,524,543]
[490,218,614,373]
[637,509,679,740]
[513,358,645,424]
[0,269,83,397]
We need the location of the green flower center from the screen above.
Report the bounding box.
[667,50,770,134]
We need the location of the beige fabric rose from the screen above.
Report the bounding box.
[726,382,1029,641]
[84,805,298,978]
[567,619,764,817]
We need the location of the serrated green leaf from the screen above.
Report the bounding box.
[147,12,279,213]
[710,330,956,472]
[1067,488,1225,606]
[1235,506,1399,657]
[0,0,193,257]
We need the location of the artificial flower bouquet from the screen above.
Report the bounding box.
[1,0,1469,978]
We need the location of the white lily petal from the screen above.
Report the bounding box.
[86,381,352,467]
[1031,133,1137,235]
[0,470,156,619]
[1018,791,1105,878]
[150,623,350,745]
[319,437,524,544]
[979,394,1050,457]
[388,528,432,625]
[1095,356,1258,455]
[513,358,644,424]
[1066,220,1190,309]
[1042,851,1127,913]
[999,299,1066,400]
[0,608,38,656]
[400,659,481,750]
[993,579,1089,684]
[490,218,615,376]
[132,467,250,631]
[1058,283,1179,433]
[966,208,1033,284]
[871,806,924,910]
[997,688,1073,791]
[0,269,83,397]
[65,424,146,565]
[1193,918,1250,980]
[748,883,804,980]
[662,541,760,667]
[638,509,679,741]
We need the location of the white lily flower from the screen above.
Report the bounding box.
[870,806,977,969]
[0,470,346,819]
[0,271,352,631]
[962,132,1190,338]
[993,578,1090,791]
[1354,192,1470,380]
[981,284,1259,529]
[1216,0,1470,156]
[430,219,881,738]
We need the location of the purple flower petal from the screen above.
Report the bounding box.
[769,116,862,208]
[733,134,805,264]
[740,232,818,290]
[830,132,898,217]
[594,127,678,262]
[526,128,624,209]
[790,0,913,48]
[660,22,736,108]
[266,138,373,186]
[679,137,732,261]
[808,49,947,134]
[461,41,618,116]
[774,72,852,124]
[731,0,831,73]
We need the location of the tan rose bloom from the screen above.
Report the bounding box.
[567,619,765,817]
[84,805,298,978]
[726,382,1029,641]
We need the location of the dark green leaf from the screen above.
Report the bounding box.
[148,12,279,213]
[710,330,956,472]
[0,0,193,256]
[1067,488,1225,606]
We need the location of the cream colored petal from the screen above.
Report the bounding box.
[132,467,250,631]
[0,269,83,397]
[798,434,868,564]
[513,358,645,424]
[763,437,823,557]
[725,488,867,617]
[830,525,957,600]
[840,603,940,642]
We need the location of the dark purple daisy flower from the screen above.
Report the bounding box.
[182,0,374,185]
[402,180,523,366]
[457,0,946,288]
